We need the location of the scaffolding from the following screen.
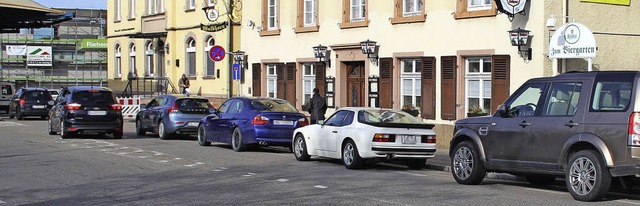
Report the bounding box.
[0,8,107,90]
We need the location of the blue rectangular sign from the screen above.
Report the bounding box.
[232,63,241,81]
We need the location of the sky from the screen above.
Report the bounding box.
[34,0,106,9]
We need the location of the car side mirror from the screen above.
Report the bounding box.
[317,119,325,125]
[496,104,509,117]
[209,108,217,114]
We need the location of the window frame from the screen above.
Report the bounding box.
[391,0,425,24]
[454,0,497,20]
[204,37,216,77]
[186,38,197,77]
[129,43,137,77]
[115,44,122,78]
[295,0,319,33]
[128,0,136,19]
[302,63,316,105]
[115,0,122,22]
[464,57,492,116]
[266,64,278,98]
[340,0,368,29]
[400,59,422,111]
[187,0,196,10]
[542,82,583,116]
[260,0,281,36]
[145,41,154,77]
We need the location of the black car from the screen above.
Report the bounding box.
[8,87,54,120]
[48,86,123,139]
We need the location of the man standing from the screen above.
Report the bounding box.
[178,74,190,96]
[307,88,327,124]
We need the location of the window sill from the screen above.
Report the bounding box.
[454,9,497,20]
[127,17,136,21]
[185,8,196,12]
[142,12,166,18]
[339,20,368,29]
[114,76,122,80]
[114,20,122,23]
[294,26,319,34]
[390,15,426,25]
[202,76,216,79]
[259,29,281,37]
[187,76,197,80]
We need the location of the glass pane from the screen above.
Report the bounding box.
[188,52,196,75]
[403,96,412,107]
[483,98,491,113]
[403,60,413,73]
[404,0,412,12]
[483,60,492,73]
[468,80,480,97]
[416,96,422,110]
[305,13,312,24]
[403,79,412,94]
[483,80,491,97]
[304,80,312,93]
[415,60,422,73]
[416,79,421,94]
[304,64,311,75]
[468,59,480,73]
[468,98,480,112]
[509,83,546,117]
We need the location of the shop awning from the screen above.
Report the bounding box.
[0,0,72,33]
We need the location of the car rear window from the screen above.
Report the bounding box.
[24,91,52,101]
[176,98,210,109]
[2,85,12,95]
[358,109,424,124]
[251,99,298,112]
[72,91,117,105]
[590,73,634,112]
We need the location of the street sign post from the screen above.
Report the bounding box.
[209,45,226,62]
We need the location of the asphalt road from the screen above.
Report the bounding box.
[2,117,640,205]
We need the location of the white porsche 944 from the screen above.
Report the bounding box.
[292,107,437,169]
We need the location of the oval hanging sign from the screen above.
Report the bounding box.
[548,22,597,59]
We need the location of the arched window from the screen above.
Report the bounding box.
[145,41,154,77]
[115,44,122,77]
[186,38,196,76]
[129,43,137,77]
[204,36,215,77]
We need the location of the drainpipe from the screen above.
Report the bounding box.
[561,0,568,74]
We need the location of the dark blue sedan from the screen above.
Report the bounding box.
[197,97,309,151]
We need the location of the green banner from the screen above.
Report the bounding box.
[581,0,630,5]
[78,38,107,50]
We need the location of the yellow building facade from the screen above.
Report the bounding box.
[107,0,241,99]
[240,0,640,148]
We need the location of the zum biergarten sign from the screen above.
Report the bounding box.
[200,21,228,32]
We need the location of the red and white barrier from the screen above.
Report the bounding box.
[117,97,140,121]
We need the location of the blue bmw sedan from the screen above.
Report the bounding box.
[197,97,308,151]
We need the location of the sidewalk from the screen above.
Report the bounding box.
[425,149,523,181]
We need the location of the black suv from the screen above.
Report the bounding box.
[48,86,123,139]
[8,87,54,120]
[451,71,640,201]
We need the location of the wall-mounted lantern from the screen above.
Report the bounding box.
[360,39,379,66]
[312,44,331,68]
[508,27,532,60]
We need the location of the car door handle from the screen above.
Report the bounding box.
[565,121,579,128]
[519,121,531,128]
[332,131,338,133]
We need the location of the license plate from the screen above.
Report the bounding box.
[402,135,417,144]
[32,105,46,109]
[274,120,293,125]
[88,110,106,115]
[187,122,199,127]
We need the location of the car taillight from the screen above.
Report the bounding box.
[422,135,436,143]
[111,104,122,110]
[629,112,640,146]
[298,117,309,127]
[19,99,25,106]
[252,115,269,125]
[373,134,396,142]
[66,103,81,110]
[167,103,179,113]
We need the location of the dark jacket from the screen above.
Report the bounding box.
[308,93,327,121]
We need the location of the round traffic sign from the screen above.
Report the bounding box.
[209,45,225,62]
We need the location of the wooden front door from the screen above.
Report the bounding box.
[346,62,366,107]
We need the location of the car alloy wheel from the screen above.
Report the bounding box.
[342,140,364,169]
[197,125,211,146]
[136,119,145,136]
[231,128,247,152]
[569,157,597,196]
[343,143,355,165]
[158,122,170,140]
[453,147,473,180]
[293,134,310,161]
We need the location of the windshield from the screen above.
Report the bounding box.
[358,109,424,124]
[251,99,298,112]
[72,91,117,104]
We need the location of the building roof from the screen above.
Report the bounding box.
[0,0,72,33]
